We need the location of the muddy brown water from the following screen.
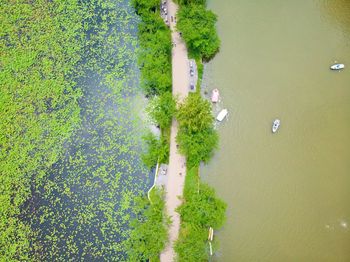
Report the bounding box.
[201,1,350,261]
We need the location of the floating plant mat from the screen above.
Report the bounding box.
[23,0,151,260]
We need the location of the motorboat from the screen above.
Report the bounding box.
[272,119,280,133]
[211,89,219,103]
[330,63,345,70]
[216,109,228,122]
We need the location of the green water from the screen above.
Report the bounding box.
[201,1,350,261]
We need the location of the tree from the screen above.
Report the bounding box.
[142,132,170,168]
[175,224,209,262]
[176,93,218,167]
[132,0,159,15]
[147,92,176,129]
[176,128,218,168]
[176,93,213,133]
[138,15,172,96]
[177,5,220,60]
[125,189,169,261]
[178,0,207,6]
[178,183,227,228]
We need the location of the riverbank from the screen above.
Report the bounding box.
[126,0,227,260]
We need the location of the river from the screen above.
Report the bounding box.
[201,1,350,261]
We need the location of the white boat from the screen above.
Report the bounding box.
[330,63,345,70]
[272,119,280,133]
[211,89,219,103]
[216,109,228,122]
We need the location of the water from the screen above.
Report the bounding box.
[201,1,350,261]
[23,1,152,260]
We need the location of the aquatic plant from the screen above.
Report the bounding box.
[0,1,83,259]
[1,0,154,260]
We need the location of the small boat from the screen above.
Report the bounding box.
[216,109,228,122]
[211,89,219,103]
[272,119,280,133]
[330,63,345,70]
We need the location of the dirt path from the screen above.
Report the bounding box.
[160,1,189,261]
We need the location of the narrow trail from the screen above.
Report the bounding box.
[160,1,190,261]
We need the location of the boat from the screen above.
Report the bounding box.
[216,109,228,122]
[211,89,219,103]
[272,119,280,133]
[330,63,345,70]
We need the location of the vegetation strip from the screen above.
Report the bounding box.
[173,0,227,261]
[125,0,175,261]
[129,0,227,261]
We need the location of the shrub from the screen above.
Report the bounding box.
[126,188,170,261]
[177,5,220,60]
[176,93,218,167]
[147,92,176,130]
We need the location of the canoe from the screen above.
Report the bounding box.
[272,119,280,133]
[216,109,228,122]
[330,63,345,70]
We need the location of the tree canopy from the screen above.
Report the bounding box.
[132,0,159,15]
[147,92,176,130]
[176,93,213,132]
[177,0,207,5]
[175,167,227,261]
[176,93,218,167]
[177,5,220,60]
[125,188,169,261]
[179,183,227,229]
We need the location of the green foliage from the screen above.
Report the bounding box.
[176,93,213,132]
[175,167,226,261]
[24,0,154,259]
[138,15,172,96]
[179,183,226,229]
[177,128,218,168]
[142,131,170,168]
[126,188,170,261]
[1,0,153,260]
[147,92,176,130]
[0,0,83,259]
[175,223,209,262]
[142,133,162,168]
[177,0,207,6]
[177,5,220,60]
[133,0,172,96]
[132,0,159,15]
[176,93,218,167]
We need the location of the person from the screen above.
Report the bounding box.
[171,16,173,22]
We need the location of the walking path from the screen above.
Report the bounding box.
[160,1,189,261]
